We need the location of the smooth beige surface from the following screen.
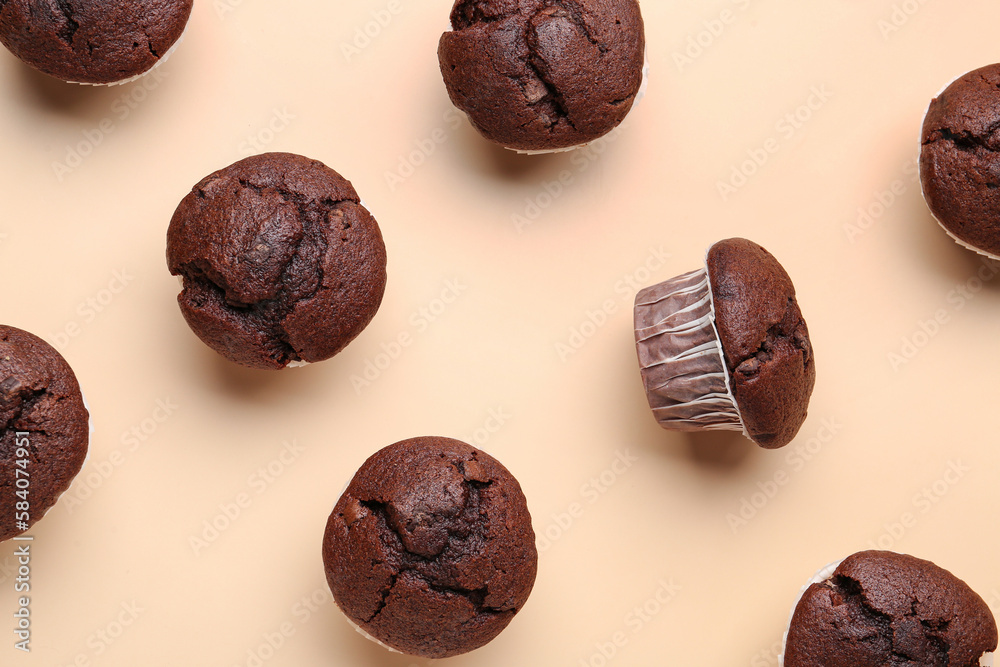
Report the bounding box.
[1,1,999,665]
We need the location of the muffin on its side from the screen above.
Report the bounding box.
[322,437,537,658]
[634,238,815,449]
[1,325,89,541]
[0,0,193,85]
[438,0,646,152]
[921,63,1000,259]
[166,152,388,370]
[782,551,997,667]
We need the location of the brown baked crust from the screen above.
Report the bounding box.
[322,437,538,658]
[785,551,998,667]
[0,325,89,542]
[438,0,645,151]
[0,0,193,84]
[921,64,1000,256]
[706,238,815,449]
[166,152,388,370]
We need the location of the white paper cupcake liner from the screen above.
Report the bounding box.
[633,265,746,433]
[344,616,402,654]
[918,69,1000,262]
[67,27,186,87]
[778,555,995,667]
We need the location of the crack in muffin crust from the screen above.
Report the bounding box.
[784,552,998,667]
[323,437,537,658]
[166,153,387,370]
[0,326,89,542]
[439,0,645,150]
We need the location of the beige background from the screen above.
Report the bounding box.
[1,1,999,665]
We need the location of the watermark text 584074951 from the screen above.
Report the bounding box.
[12,431,33,652]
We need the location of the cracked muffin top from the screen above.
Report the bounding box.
[166,152,388,370]
[784,551,998,667]
[438,0,645,151]
[707,239,815,449]
[322,437,537,658]
[0,325,89,542]
[0,0,193,84]
[921,63,1000,257]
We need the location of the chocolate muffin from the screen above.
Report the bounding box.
[438,0,646,151]
[634,238,815,449]
[166,152,388,370]
[322,437,537,658]
[783,551,998,667]
[0,0,193,85]
[921,63,1000,258]
[1,325,89,542]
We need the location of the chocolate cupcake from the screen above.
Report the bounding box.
[0,0,193,85]
[322,437,537,658]
[782,551,998,667]
[438,0,646,152]
[633,238,815,449]
[921,63,1000,259]
[166,152,388,370]
[1,325,89,542]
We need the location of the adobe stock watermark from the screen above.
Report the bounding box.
[232,585,348,667]
[189,440,306,556]
[55,601,144,667]
[556,247,670,363]
[726,417,843,534]
[384,108,464,192]
[672,0,759,72]
[51,71,169,182]
[231,586,435,667]
[238,108,296,156]
[888,257,1000,372]
[512,120,633,234]
[844,156,919,244]
[64,398,181,514]
[988,588,1000,620]
[215,0,248,19]
[877,0,934,40]
[579,578,682,667]
[867,459,971,552]
[340,0,405,62]
[350,278,468,394]
[11,432,32,653]
[463,407,511,451]
[50,269,135,352]
[537,449,639,552]
[717,85,834,202]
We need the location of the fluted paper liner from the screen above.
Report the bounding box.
[634,267,745,433]
[344,617,403,654]
[778,556,995,667]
